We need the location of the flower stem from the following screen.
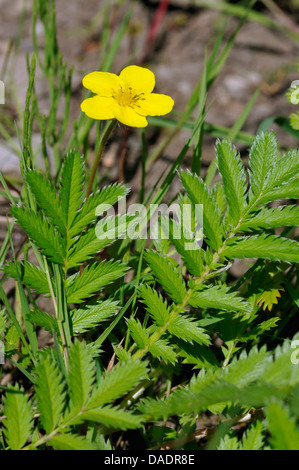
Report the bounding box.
[86,119,117,199]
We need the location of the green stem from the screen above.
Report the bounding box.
[86,119,117,199]
[222,341,235,369]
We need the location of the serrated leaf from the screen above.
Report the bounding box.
[180,170,224,250]
[59,150,84,230]
[67,215,129,269]
[259,177,299,204]
[36,355,66,433]
[88,360,148,408]
[127,318,149,349]
[67,341,95,415]
[138,284,170,326]
[239,206,299,231]
[94,213,131,244]
[240,421,264,450]
[257,288,283,311]
[81,405,143,430]
[266,148,299,192]
[239,317,279,342]
[189,285,251,313]
[149,339,177,364]
[10,206,65,265]
[211,182,227,216]
[216,139,247,226]
[70,183,129,237]
[218,434,239,450]
[140,348,268,419]
[2,261,51,296]
[27,308,59,333]
[67,260,127,304]
[267,402,299,450]
[139,336,299,422]
[49,433,98,450]
[248,263,285,312]
[71,299,119,334]
[66,228,108,269]
[166,218,204,277]
[177,340,218,369]
[168,315,210,345]
[3,385,33,450]
[223,346,269,388]
[222,234,299,264]
[145,251,187,304]
[26,170,65,236]
[249,131,279,201]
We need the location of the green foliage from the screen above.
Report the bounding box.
[28,308,59,333]
[3,385,34,450]
[239,205,299,231]
[180,170,224,250]
[3,261,51,296]
[189,286,251,312]
[149,339,177,365]
[248,131,279,201]
[49,433,99,451]
[0,309,7,334]
[223,234,299,263]
[1,342,147,449]
[26,170,66,236]
[167,219,205,277]
[10,206,65,265]
[138,336,299,419]
[67,340,95,415]
[81,406,143,430]
[138,285,170,326]
[35,355,65,433]
[266,402,299,450]
[67,261,127,304]
[1,0,299,449]
[216,139,247,226]
[240,421,265,450]
[70,183,129,236]
[59,150,84,231]
[88,360,148,408]
[70,299,119,334]
[3,128,297,450]
[2,151,129,353]
[218,421,264,450]
[144,251,187,304]
[167,315,210,345]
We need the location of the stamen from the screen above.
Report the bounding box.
[112,85,145,107]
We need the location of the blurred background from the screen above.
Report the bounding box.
[1,0,299,194]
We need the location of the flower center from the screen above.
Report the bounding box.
[113,85,144,107]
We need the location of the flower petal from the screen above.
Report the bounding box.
[136,93,174,117]
[113,105,148,128]
[82,72,121,96]
[81,96,116,120]
[119,66,155,94]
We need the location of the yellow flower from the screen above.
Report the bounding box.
[81,65,174,128]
